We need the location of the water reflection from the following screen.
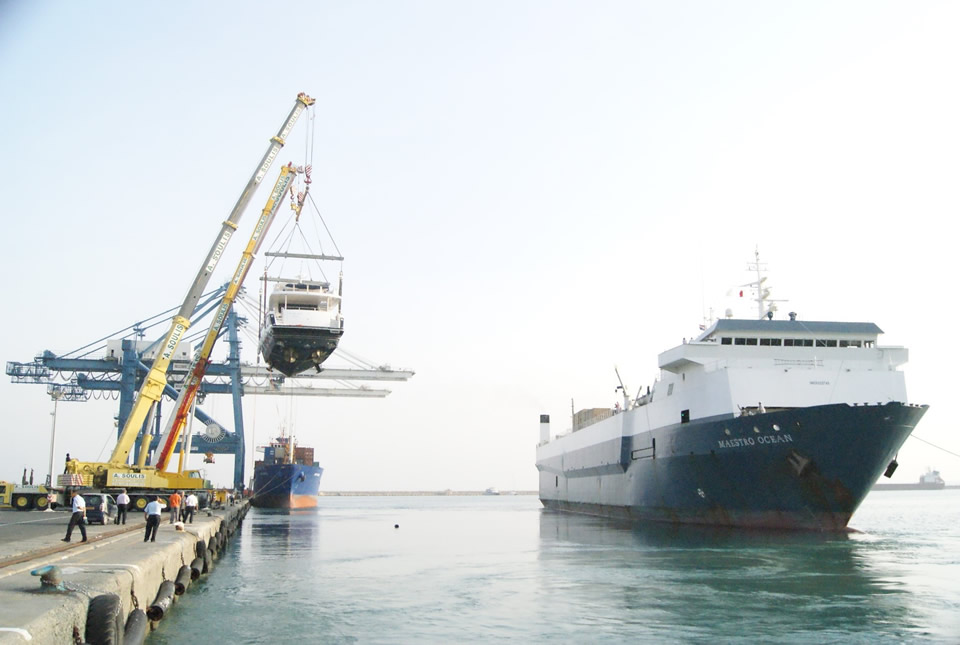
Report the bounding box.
[537,510,931,642]
[244,507,322,559]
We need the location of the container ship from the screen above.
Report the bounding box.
[251,436,323,509]
[536,252,928,531]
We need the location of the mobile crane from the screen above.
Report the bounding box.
[151,162,308,474]
[60,93,315,509]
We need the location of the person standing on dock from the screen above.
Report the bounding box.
[167,490,182,524]
[144,496,164,542]
[183,492,198,523]
[115,489,129,525]
[61,489,87,543]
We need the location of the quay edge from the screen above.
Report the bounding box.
[0,501,249,644]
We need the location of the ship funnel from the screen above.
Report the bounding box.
[539,414,550,445]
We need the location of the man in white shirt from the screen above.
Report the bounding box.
[62,489,87,543]
[114,488,130,525]
[183,492,199,524]
[143,496,165,542]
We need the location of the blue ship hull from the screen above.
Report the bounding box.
[538,402,927,531]
[251,463,324,509]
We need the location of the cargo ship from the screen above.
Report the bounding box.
[872,468,945,491]
[536,252,928,531]
[251,436,323,509]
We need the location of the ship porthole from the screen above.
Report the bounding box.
[724,428,731,436]
[753,426,760,433]
[773,424,780,432]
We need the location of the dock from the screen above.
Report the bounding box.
[0,502,247,644]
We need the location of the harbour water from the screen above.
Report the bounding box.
[150,491,960,643]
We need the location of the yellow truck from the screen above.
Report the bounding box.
[0,482,56,510]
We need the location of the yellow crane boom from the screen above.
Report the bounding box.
[152,163,303,472]
[65,93,314,491]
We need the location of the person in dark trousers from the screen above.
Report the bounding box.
[144,496,164,542]
[182,492,198,523]
[62,489,87,542]
[167,490,182,524]
[115,488,130,525]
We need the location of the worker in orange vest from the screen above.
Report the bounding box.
[167,491,182,524]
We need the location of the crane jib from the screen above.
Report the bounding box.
[232,256,251,286]
[204,228,234,274]
[278,103,308,142]
[255,143,282,184]
[106,94,314,471]
[161,322,187,362]
[152,167,298,472]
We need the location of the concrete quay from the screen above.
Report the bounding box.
[0,502,247,644]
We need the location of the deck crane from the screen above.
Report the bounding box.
[65,93,315,493]
[150,163,307,473]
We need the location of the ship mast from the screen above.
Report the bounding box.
[743,248,784,320]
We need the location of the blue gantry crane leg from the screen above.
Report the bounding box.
[6,294,250,491]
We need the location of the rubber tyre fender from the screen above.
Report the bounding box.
[174,564,192,595]
[146,580,176,621]
[195,538,207,560]
[122,609,148,645]
[85,593,124,645]
[189,556,204,580]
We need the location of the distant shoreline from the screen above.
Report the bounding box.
[320,491,538,497]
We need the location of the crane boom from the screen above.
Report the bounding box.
[151,164,300,472]
[106,93,315,467]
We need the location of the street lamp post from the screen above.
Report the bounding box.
[47,387,63,488]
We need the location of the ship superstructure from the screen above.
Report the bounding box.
[259,278,344,376]
[536,253,927,530]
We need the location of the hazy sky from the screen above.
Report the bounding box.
[1,1,957,491]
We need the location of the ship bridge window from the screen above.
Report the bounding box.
[721,337,732,345]
[286,303,319,311]
[839,340,863,348]
[759,338,782,346]
[735,338,746,345]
